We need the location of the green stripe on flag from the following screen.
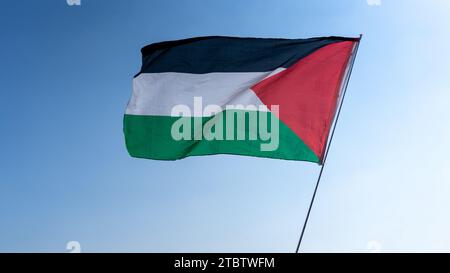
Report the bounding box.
[124,110,319,163]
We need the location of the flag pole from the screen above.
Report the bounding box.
[295,35,362,253]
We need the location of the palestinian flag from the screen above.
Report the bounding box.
[124,36,360,164]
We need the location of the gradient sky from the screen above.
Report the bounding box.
[1,0,450,252]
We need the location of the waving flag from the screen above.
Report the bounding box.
[124,36,360,163]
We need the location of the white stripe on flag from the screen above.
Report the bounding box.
[126,69,285,117]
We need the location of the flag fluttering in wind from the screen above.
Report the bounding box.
[124,36,360,163]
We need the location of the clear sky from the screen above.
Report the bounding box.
[1,0,450,252]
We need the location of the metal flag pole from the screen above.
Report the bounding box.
[295,35,362,253]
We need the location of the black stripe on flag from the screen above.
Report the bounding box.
[137,36,359,75]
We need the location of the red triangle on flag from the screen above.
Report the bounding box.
[251,41,355,161]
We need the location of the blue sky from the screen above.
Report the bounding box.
[1,0,450,252]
